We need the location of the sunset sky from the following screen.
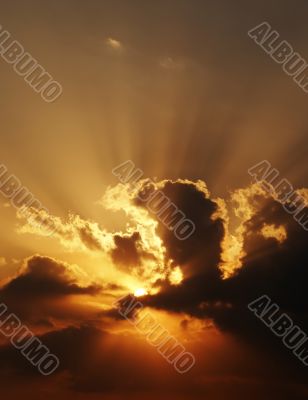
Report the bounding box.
[0,1,308,399]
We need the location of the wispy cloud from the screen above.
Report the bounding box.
[159,56,185,70]
[105,37,123,51]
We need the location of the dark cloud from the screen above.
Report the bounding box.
[111,232,143,268]
[133,180,224,311]
[136,181,308,380]
[136,182,307,313]
[78,224,103,251]
[0,256,102,327]
[135,180,224,281]
[0,255,101,300]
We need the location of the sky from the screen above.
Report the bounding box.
[0,1,308,399]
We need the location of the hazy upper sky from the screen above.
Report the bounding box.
[0,0,307,199]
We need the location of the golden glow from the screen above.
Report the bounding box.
[134,288,148,297]
[219,184,273,278]
[169,267,183,285]
[261,224,287,243]
[215,196,245,278]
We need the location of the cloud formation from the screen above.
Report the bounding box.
[2,178,308,397]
